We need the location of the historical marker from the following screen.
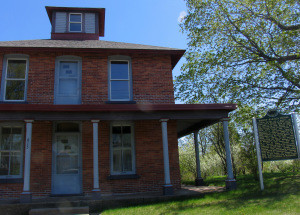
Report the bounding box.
[256,110,299,161]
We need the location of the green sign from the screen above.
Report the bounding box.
[256,110,298,161]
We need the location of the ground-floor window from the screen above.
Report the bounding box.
[0,124,23,178]
[110,122,135,175]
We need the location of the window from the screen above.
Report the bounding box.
[69,13,82,32]
[109,57,132,101]
[0,124,23,178]
[3,58,28,101]
[110,122,135,175]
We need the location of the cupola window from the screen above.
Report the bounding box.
[69,13,82,32]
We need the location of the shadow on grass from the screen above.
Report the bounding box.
[101,172,299,214]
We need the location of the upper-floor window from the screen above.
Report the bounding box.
[69,13,82,32]
[108,56,133,101]
[0,123,24,179]
[1,55,29,102]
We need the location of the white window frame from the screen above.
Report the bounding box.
[0,122,24,179]
[110,121,136,175]
[69,13,82,32]
[109,59,131,101]
[3,58,28,102]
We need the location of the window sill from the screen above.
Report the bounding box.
[0,178,23,184]
[108,174,140,180]
[105,101,136,104]
[0,101,28,104]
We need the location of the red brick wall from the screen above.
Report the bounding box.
[91,120,180,195]
[0,120,180,199]
[0,51,175,104]
[30,121,53,197]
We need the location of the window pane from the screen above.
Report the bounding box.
[1,128,11,150]
[5,80,25,100]
[123,149,132,172]
[60,62,78,77]
[0,152,9,175]
[70,23,81,32]
[111,61,129,79]
[70,14,81,22]
[111,81,129,100]
[57,155,79,174]
[56,135,79,174]
[11,134,22,150]
[56,123,79,132]
[7,60,26,79]
[112,126,122,148]
[122,126,131,147]
[10,152,21,175]
[113,150,122,172]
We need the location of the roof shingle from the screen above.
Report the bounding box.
[0,39,184,51]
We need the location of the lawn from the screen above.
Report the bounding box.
[101,172,300,215]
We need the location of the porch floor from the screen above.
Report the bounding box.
[0,185,225,215]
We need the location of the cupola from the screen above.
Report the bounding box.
[46,6,105,40]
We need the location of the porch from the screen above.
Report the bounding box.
[0,185,225,215]
[0,103,236,202]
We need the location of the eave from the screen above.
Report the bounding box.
[0,47,185,69]
[0,103,237,138]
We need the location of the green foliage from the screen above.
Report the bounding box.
[176,0,300,111]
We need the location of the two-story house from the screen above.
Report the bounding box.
[0,6,236,202]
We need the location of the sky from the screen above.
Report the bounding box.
[0,0,187,78]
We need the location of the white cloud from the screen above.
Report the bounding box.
[178,11,187,23]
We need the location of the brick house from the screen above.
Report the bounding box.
[0,6,236,202]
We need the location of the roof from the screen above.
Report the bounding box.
[0,39,183,51]
[0,39,185,68]
[0,103,237,137]
[45,6,106,37]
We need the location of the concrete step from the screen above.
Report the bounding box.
[29,206,89,215]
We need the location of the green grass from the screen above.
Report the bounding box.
[101,172,300,215]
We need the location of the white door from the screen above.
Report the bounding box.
[55,61,81,104]
[52,133,81,195]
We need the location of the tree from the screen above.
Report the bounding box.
[175,0,299,111]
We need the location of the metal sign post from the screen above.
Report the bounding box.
[253,118,264,191]
[291,113,300,159]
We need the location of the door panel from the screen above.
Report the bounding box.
[55,61,81,104]
[52,133,81,195]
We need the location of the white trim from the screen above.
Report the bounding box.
[22,120,33,192]
[110,121,136,175]
[92,120,100,191]
[161,119,171,185]
[69,13,82,32]
[3,58,28,102]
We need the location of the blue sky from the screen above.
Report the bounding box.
[0,0,187,78]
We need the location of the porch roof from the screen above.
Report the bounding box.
[0,103,237,138]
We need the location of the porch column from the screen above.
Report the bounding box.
[222,118,237,190]
[20,119,34,203]
[160,119,173,195]
[92,120,101,198]
[194,131,204,186]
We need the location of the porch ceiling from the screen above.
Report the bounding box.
[0,103,237,138]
